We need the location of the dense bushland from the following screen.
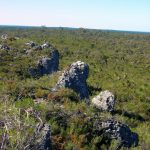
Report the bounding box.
[0,26,150,149]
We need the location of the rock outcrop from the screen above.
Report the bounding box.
[1,34,8,40]
[25,41,51,50]
[33,45,43,50]
[28,123,53,150]
[53,61,89,99]
[35,123,52,150]
[25,41,36,48]
[92,90,115,112]
[94,119,138,149]
[29,48,59,77]
[0,44,11,51]
[33,42,50,50]
[41,42,50,49]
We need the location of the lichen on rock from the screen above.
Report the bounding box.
[29,48,59,77]
[92,90,115,112]
[53,61,89,99]
[93,119,138,149]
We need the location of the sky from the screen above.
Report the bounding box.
[0,0,150,32]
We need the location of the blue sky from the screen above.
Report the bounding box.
[0,0,150,31]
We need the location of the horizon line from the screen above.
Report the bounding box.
[0,24,150,34]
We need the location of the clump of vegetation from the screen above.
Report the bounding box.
[47,88,79,103]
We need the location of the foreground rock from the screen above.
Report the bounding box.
[29,48,59,77]
[92,90,115,112]
[53,61,89,99]
[45,110,138,149]
[27,123,53,150]
[35,123,52,150]
[94,119,138,149]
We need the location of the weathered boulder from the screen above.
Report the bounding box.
[25,41,36,47]
[33,42,50,50]
[53,61,89,99]
[29,48,59,77]
[33,45,43,50]
[92,90,115,112]
[94,119,138,149]
[25,41,51,50]
[29,123,53,150]
[24,49,32,55]
[0,44,10,51]
[36,123,52,150]
[41,42,50,49]
[1,34,8,40]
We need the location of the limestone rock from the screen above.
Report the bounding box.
[33,45,43,50]
[1,34,8,40]
[32,123,53,150]
[92,90,115,112]
[24,123,52,149]
[0,44,10,51]
[29,48,59,77]
[41,42,50,49]
[24,49,32,55]
[53,61,89,99]
[25,41,51,50]
[25,41,36,47]
[94,119,138,149]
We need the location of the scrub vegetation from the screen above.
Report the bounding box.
[0,26,150,149]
